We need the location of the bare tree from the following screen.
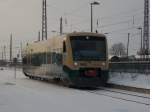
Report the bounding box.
[110,43,126,57]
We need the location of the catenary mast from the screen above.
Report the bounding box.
[42,0,47,40]
[143,0,149,59]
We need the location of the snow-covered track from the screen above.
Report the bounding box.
[97,87,150,99]
[86,87,150,106]
[106,83,150,94]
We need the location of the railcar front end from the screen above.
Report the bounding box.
[62,33,109,87]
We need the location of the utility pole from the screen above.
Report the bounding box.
[60,17,63,35]
[20,42,23,58]
[10,34,12,63]
[4,45,6,61]
[137,27,143,59]
[1,47,3,61]
[38,31,41,41]
[127,33,130,57]
[91,3,93,32]
[133,16,135,25]
[42,0,47,40]
[90,1,100,32]
[143,0,149,59]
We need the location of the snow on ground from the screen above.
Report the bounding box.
[0,67,150,112]
[109,72,150,89]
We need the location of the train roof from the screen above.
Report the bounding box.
[67,32,106,37]
[23,35,64,55]
[23,32,106,55]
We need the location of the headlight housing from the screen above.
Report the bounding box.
[74,62,78,66]
[102,62,106,66]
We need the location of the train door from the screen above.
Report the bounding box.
[63,41,67,64]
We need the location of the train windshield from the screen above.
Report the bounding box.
[70,36,106,61]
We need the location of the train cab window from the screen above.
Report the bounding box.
[23,57,27,64]
[63,41,66,53]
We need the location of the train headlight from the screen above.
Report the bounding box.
[74,62,78,66]
[102,62,106,66]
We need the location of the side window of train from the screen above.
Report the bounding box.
[56,53,63,65]
[23,57,27,64]
[63,41,66,53]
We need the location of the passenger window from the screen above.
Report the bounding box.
[63,41,66,53]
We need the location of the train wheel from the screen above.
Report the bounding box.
[61,78,73,87]
[53,78,61,82]
[29,76,32,79]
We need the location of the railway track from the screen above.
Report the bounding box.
[106,83,150,94]
[6,67,150,105]
[86,86,150,106]
[98,87,150,99]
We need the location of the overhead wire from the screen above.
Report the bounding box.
[46,1,143,28]
[46,1,144,38]
[69,10,143,31]
[98,8,143,21]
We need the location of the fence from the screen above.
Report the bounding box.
[109,61,150,73]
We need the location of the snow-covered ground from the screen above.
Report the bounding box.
[0,67,150,112]
[109,72,150,89]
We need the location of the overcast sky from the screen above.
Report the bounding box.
[0,0,145,58]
